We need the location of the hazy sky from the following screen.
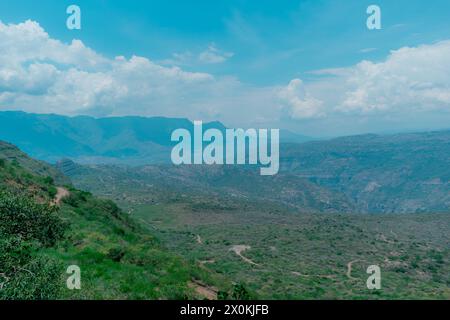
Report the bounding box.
[1,0,450,137]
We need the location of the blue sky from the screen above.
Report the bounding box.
[1,0,450,136]
[2,0,450,84]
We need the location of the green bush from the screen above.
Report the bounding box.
[107,247,126,262]
[0,255,62,300]
[232,283,251,300]
[0,191,65,246]
[0,191,66,300]
[43,176,54,185]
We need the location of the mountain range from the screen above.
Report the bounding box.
[0,111,310,165]
[1,117,449,299]
[1,111,450,214]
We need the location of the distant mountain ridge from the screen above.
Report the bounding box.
[280,131,450,213]
[0,111,196,164]
[0,111,310,165]
[2,111,450,214]
[58,129,450,214]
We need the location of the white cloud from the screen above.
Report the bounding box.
[0,20,277,127]
[278,79,324,119]
[198,44,234,64]
[338,41,450,113]
[1,20,450,136]
[162,44,233,66]
[282,40,450,120]
[0,20,236,118]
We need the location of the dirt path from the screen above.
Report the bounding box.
[377,233,396,244]
[188,280,218,300]
[53,187,69,206]
[230,245,259,266]
[199,259,215,266]
[346,260,360,280]
[291,271,335,279]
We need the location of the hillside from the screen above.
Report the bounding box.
[0,111,309,166]
[3,111,449,214]
[57,161,355,213]
[280,131,450,213]
[59,161,450,299]
[0,141,69,186]
[3,142,449,300]
[59,129,450,215]
[55,152,450,299]
[0,141,232,300]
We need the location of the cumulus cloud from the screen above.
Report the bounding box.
[1,19,450,135]
[278,79,324,119]
[338,41,450,113]
[0,20,279,127]
[279,40,450,121]
[0,20,239,118]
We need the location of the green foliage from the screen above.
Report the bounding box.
[107,247,126,262]
[0,192,65,246]
[0,253,62,300]
[43,176,54,185]
[0,191,66,300]
[232,283,251,300]
[217,290,229,300]
[0,141,228,300]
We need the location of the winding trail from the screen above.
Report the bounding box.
[230,245,260,266]
[346,260,360,280]
[199,259,215,266]
[291,271,335,279]
[188,280,218,300]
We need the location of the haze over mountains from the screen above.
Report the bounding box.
[280,132,450,213]
[1,111,449,214]
[1,112,449,299]
[2,138,449,299]
[0,111,309,164]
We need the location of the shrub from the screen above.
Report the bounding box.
[44,176,54,184]
[107,247,126,262]
[232,283,251,300]
[0,191,66,246]
[0,191,67,300]
[0,253,62,300]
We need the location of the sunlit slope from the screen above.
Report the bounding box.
[0,141,229,300]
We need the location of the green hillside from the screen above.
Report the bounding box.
[57,161,355,213]
[56,129,450,215]
[0,141,231,300]
[280,131,450,213]
[0,111,310,166]
[62,160,450,299]
[2,138,450,300]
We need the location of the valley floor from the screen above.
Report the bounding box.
[130,200,450,299]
